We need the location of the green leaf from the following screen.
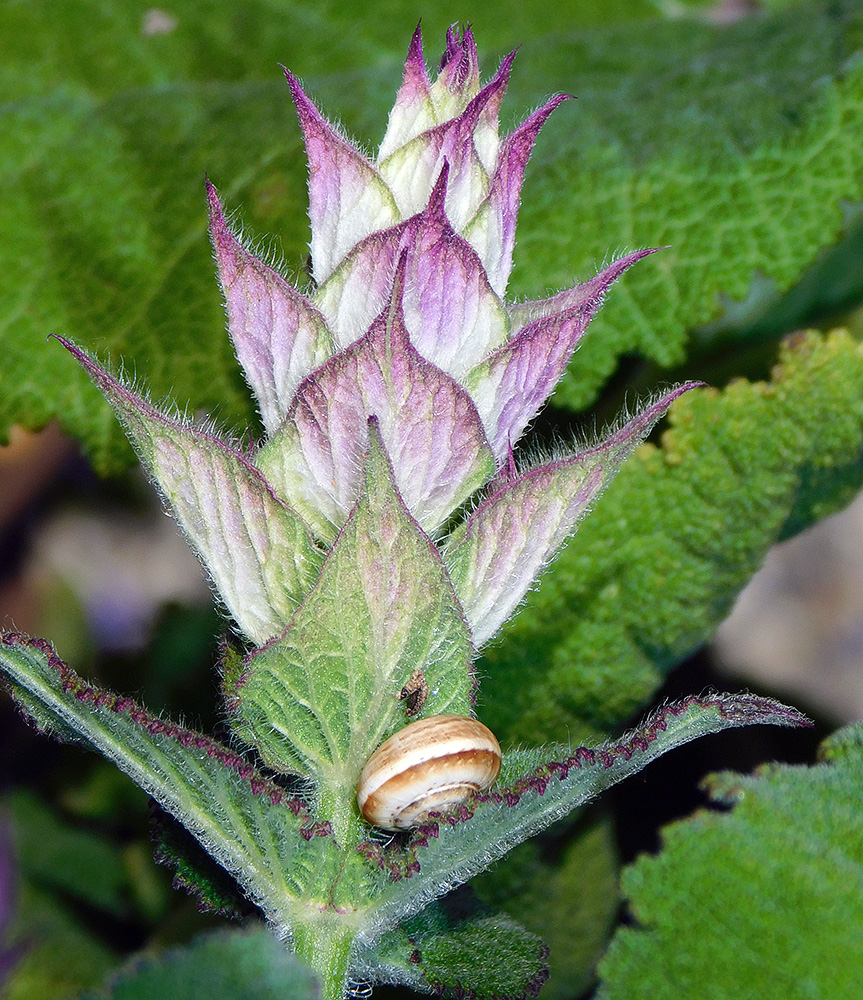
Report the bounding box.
[6,790,129,917]
[481,330,863,744]
[358,693,807,935]
[357,892,548,999]
[81,926,318,1000]
[597,721,863,1000]
[4,2,862,467]
[150,804,256,920]
[513,0,863,407]
[233,426,474,836]
[0,630,336,933]
[472,813,620,1000]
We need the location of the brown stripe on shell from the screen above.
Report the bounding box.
[359,745,501,830]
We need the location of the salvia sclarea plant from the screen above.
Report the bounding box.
[0,24,808,1000]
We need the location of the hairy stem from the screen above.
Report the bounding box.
[293,918,356,1000]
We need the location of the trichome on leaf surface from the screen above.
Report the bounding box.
[0,24,809,1000]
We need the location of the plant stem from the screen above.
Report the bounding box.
[318,779,361,848]
[292,916,356,1000]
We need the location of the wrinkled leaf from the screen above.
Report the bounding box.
[515,0,863,407]
[598,721,863,1000]
[482,330,863,743]
[357,892,548,999]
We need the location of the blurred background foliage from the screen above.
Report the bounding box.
[2,0,863,997]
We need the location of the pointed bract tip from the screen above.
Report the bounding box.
[495,48,518,86]
[205,178,223,221]
[52,335,105,381]
[547,92,572,110]
[439,23,478,87]
[505,441,517,483]
[362,415,400,491]
[408,21,424,57]
[426,160,450,215]
[442,22,472,63]
[50,333,85,363]
[464,47,516,119]
[504,94,571,157]
[282,67,320,127]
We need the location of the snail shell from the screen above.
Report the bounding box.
[357,714,502,831]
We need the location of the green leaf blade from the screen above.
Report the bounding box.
[483,329,863,744]
[514,3,863,407]
[598,721,863,1000]
[0,630,329,930]
[359,694,808,936]
[357,895,549,1000]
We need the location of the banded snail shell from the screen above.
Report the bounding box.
[357,714,502,831]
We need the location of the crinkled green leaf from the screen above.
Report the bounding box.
[4,2,862,468]
[482,330,863,744]
[358,693,807,936]
[472,813,619,1000]
[81,926,318,1000]
[513,0,863,408]
[357,893,548,999]
[597,721,863,1000]
[233,426,473,835]
[0,631,338,932]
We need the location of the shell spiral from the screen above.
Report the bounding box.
[357,715,502,831]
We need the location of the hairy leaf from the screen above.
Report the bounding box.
[481,330,863,743]
[357,892,548,999]
[58,337,324,645]
[445,383,698,647]
[0,631,337,931]
[150,804,257,920]
[357,693,807,936]
[233,427,473,830]
[597,721,863,1000]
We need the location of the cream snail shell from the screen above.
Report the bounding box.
[357,714,502,831]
